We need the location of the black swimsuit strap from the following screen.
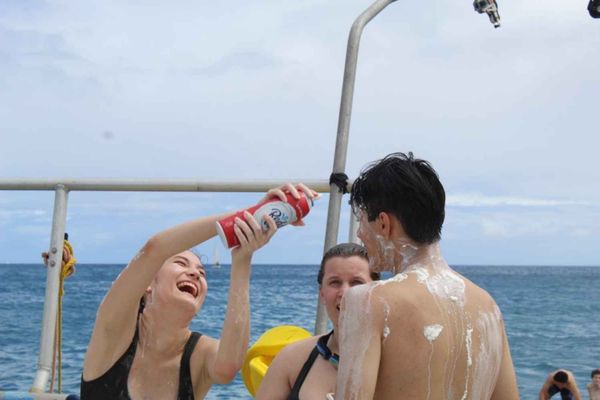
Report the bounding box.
[287,346,320,400]
[287,331,335,400]
[316,330,337,363]
[178,332,202,400]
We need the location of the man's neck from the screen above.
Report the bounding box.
[396,241,445,273]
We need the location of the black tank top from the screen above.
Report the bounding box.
[80,328,202,400]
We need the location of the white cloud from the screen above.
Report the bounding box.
[478,210,600,238]
[447,193,593,208]
[0,209,47,224]
[13,224,49,236]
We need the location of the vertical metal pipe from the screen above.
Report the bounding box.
[31,185,69,393]
[315,0,397,334]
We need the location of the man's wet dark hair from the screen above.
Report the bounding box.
[592,369,600,378]
[554,370,569,383]
[350,152,446,244]
[317,243,380,285]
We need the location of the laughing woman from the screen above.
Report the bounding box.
[81,184,317,400]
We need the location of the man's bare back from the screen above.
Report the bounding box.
[334,152,519,399]
[337,248,518,399]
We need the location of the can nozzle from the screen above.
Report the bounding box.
[589,0,600,18]
[474,0,501,28]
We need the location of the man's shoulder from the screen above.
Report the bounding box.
[461,274,501,309]
[355,278,423,311]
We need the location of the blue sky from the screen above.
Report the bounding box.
[1,0,599,265]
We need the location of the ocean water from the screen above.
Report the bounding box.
[1,264,599,399]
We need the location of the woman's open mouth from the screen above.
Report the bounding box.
[176,281,198,298]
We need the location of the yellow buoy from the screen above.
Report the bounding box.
[242,325,311,397]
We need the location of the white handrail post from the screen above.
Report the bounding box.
[31,185,69,393]
[315,0,397,335]
[349,212,360,244]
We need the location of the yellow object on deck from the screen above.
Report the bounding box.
[52,238,77,393]
[242,325,311,397]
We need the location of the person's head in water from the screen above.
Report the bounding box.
[350,152,445,271]
[142,250,207,318]
[318,243,379,328]
[591,369,600,385]
[554,370,569,384]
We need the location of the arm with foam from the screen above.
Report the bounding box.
[206,212,277,384]
[335,285,382,399]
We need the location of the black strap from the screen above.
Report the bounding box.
[287,347,320,400]
[178,332,202,400]
[329,173,349,194]
[316,330,338,366]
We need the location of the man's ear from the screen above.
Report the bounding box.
[377,212,392,240]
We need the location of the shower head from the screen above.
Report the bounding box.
[474,0,501,28]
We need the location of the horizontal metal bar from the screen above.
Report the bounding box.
[0,391,74,399]
[0,179,333,193]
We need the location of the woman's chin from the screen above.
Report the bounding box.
[167,293,201,316]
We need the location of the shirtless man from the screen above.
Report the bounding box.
[334,152,519,400]
[539,369,582,400]
[587,369,600,400]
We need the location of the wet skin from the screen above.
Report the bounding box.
[256,255,373,400]
[334,211,519,400]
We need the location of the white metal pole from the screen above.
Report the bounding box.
[349,211,360,244]
[315,0,397,335]
[31,185,68,393]
[0,179,329,192]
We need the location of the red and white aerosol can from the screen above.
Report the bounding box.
[216,192,313,249]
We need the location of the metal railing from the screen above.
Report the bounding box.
[316,0,398,334]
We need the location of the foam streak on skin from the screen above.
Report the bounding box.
[410,267,429,283]
[406,256,467,398]
[424,324,443,342]
[356,211,418,274]
[365,273,408,345]
[425,269,466,307]
[382,302,391,341]
[371,272,408,289]
[429,265,466,398]
[356,217,472,399]
[460,327,473,400]
[365,227,418,275]
[137,290,154,359]
[337,284,373,400]
[424,324,443,400]
[388,272,408,283]
[471,307,503,399]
